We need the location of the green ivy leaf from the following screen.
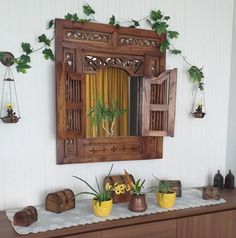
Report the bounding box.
[72,13,79,22]
[152,21,169,35]
[48,19,54,29]
[115,23,120,29]
[164,16,170,20]
[129,19,140,28]
[150,10,163,21]
[188,66,204,83]
[15,54,31,73]
[109,15,116,26]
[160,40,170,52]
[168,31,179,39]
[42,48,55,61]
[83,4,95,16]
[21,42,33,55]
[38,34,51,46]
[170,49,182,55]
[65,13,73,20]
[78,18,89,23]
[19,54,31,63]
[16,63,31,73]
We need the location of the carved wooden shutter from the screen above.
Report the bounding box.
[142,69,177,137]
[56,62,85,139]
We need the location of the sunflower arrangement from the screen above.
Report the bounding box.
[105,182,131,195]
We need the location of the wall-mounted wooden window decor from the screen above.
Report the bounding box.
[55,19,177,164]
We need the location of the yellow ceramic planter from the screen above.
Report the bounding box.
[157,191,176,208]
[92,199,113,217]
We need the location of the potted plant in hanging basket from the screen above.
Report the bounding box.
[124,170,147,212]
[73,165,114,217]
[192,103,206,118]
[150,177,176,209]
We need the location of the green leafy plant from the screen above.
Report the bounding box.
[130,179,145,196]
[149,176,172,194]
[124,170,145,196]
[147,10,181,54]
[87,98,127,136]
[73,164,113,205]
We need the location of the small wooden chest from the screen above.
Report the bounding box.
[202,186,220,200]
[45,188,75,213]
[13,206,38,227]
[104,174,135,203]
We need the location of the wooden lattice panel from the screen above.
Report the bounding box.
[142,69,177,137]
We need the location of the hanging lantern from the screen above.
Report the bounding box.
[0,52,20,123]
[191,82,206,118]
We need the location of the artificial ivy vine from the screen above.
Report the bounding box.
[0,4,204,87]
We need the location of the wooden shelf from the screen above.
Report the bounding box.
[1,189,236,238]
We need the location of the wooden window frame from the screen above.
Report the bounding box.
[55,19,176,164]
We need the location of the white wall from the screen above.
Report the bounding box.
[0,0,233,210]
[227,1,236,175]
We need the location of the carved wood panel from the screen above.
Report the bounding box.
[55,19,168,164]
[83,54,144,76]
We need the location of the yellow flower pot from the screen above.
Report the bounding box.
[157,191,176,209]
[92,199,113,217]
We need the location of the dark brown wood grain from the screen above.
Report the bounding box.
[177,211,228,238]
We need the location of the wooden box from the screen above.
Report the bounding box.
[13,206,37,227]
[161,180,182,197]
[45,188,75,213]
[104,174,135,203]
[202,186,220,200]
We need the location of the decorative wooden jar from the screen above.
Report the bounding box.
[45,189,75,213]
[161,180,182,197]
[202,186,220,200]
[13,206,38,227]
[104,174,135,203]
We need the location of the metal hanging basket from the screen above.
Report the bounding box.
[0,52,21,123]
[191,83,206,119]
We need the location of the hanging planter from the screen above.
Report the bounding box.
[191,82,206,119]
[0,52,21,123]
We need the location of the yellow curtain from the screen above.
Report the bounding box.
[86,67,129,137]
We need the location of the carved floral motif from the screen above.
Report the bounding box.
[65,29,111,44]
[65,139,77,157]
[83,55,144,75]
[150,58,159,77]
[119,36,160,48]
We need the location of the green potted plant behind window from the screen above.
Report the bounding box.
[87,98,127,136]
[73,165,114,217]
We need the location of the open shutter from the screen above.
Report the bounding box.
[56,62,85,139]
[142,68,177,137]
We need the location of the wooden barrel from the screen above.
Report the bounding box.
[45,188,75,213]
